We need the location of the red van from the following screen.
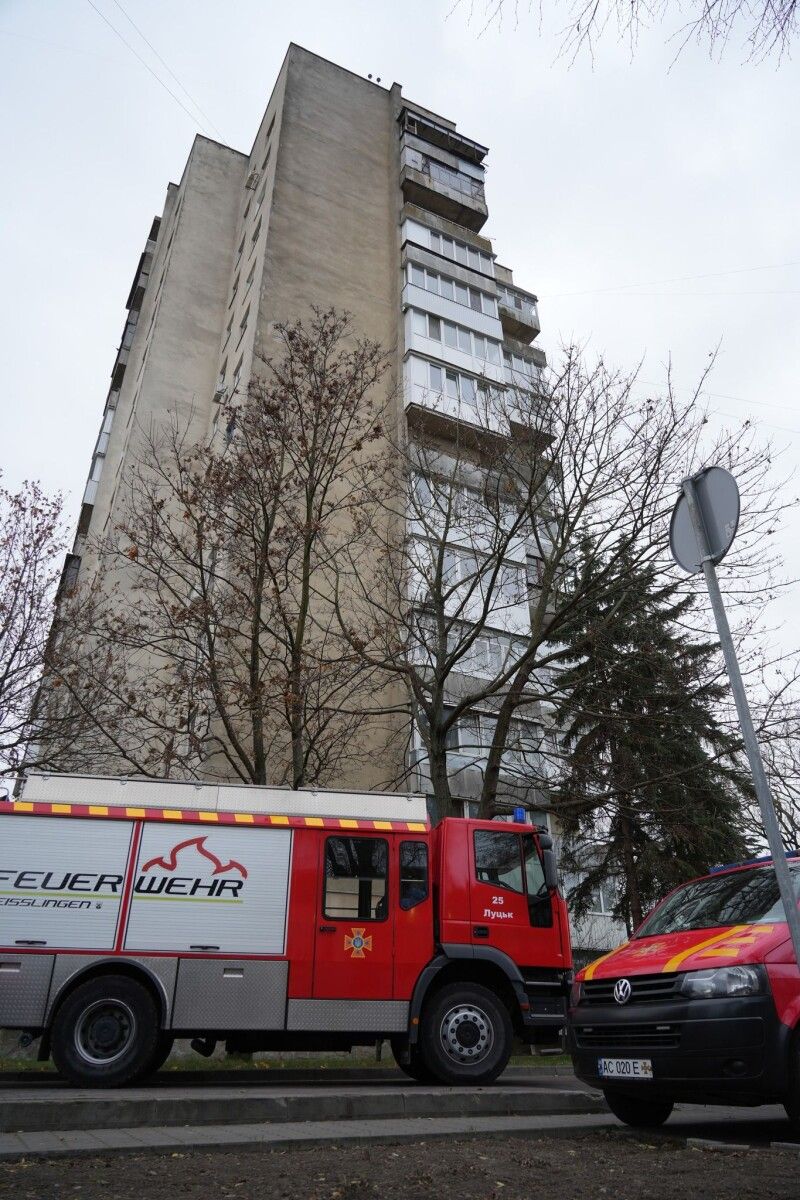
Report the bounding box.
[567,854,800,1129]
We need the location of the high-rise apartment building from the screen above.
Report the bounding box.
[60,45,623,959]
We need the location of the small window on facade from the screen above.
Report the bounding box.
[468,248,482,272]
[445,370,459,399]
[474,830,524,894]
[470,290,482,312]
[429,232,441,253]
[229,273,240,307]
[444,321,458,349]
[400,842,429,910]
[454,283,469,307]
[411,263,425,287]
[455,242,469,267]
[324,837,388,921]
[441,236,454,258]
[261,146,272,172]
[412,310,427,336]
[427,315,441,340]
[429,364,443,391]
[439,276,454,301]
[473,334,486,359]
[256,181,266,210]
[486,342,501,366]
[266,114,275,140]
[236,235,245,266]
[245,262,255,296]
[457,327,471,354]
[251,217,261,246]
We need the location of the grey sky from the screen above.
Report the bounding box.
[1,0,798,633]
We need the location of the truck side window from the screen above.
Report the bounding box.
[522,834,553,929]
[400,841,428,910]
[323,837,388,922]
[474,831,524,894]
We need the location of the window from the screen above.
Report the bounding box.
[266,114,275,140]
[256,180,266,211]
[251,217,261,247]
[400,842,428,910]
[475,831,524,894]
[428,314,441,340]
[229,273,240,307]
[222,315,233,353]
[261,146,272,172]
[324,837,388,921]
[232,355,244,392]
[236,306,249,349]
[244,262,256,298]
[242,199,252,224]
[235,235,245,267]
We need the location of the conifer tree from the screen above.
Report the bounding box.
[552,547,752,932]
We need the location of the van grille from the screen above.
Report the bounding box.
[582,974,681,1005]
[574,1023,680,1049]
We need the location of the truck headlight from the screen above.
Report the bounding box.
[679,965,764,999]
[569,980,583,1007]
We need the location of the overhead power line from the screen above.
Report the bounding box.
[109,0,224,139]
[543,260,800,300]
[85,0,207,134]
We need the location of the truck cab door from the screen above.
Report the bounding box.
[470,827,555,965]
[312,834,394,1000]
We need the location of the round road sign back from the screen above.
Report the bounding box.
[669,466,740,574]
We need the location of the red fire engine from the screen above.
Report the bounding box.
[0,773,571,1087]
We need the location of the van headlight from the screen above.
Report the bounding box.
[679,965,764,999]
[569,980,583,1007]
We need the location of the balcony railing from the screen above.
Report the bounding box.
[401,146,488,232]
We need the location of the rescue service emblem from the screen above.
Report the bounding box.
[344,928,373,958]
[613,978,632,1005]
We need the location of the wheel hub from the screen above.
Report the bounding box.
[75,1000,137,1065]
[439,1003,494,1066]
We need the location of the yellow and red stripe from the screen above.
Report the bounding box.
[0,799,429,834]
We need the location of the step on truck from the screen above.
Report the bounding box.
[0,773,572,1087]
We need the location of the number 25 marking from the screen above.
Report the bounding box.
[492,895,504,905]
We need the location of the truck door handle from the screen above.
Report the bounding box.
[15,939,47,946]
[319,925,337,933]
[473,926,489,938]
[190,945,220,951]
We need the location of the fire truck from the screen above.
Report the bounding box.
[567,853,800,1129]
[0,773,571,1087]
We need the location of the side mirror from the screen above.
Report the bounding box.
[543,847,558,892]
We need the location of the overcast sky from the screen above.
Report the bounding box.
[1,0,798,635]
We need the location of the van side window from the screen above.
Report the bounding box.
[474,831,524,894]
[323,837,388,921]
[400,841,428,910]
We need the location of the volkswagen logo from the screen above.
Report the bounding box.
[613,978,632,1005]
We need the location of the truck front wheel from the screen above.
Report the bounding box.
[603,1090,674,1128]
[419,982,512,1086]
[51,975,161,1088]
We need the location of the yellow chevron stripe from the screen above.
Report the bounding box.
[662,925,749,973]
[52,804,72,814]
[584,943,628,981]
[89,806,108,816]
[125,808,145,818]
[162,810,183,821]
[234,813,254,824]
[408,823,427,832]
[304,817,324,827]
[199,811,219,822]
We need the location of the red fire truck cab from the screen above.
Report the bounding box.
[0,773,572,1087]
[568,854,800,1129]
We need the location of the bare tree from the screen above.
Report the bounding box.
[0,477,68,777]
[329,346,795,820]
[453,0,798,63]
[48,309,393,787]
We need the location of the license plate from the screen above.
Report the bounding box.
[598,1057,653,1080]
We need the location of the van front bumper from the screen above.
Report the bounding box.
[567,992,791,1106]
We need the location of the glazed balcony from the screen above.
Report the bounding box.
[497,285,541,343]
[400,146,488,233]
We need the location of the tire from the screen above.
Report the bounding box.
[146,1033,175,1077]
[390,1037,435,1083]
[603,1090,674,1128]
[51,974,161,1088]
[418,982,513,1087]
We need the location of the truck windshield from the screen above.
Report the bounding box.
[635,863,800,938]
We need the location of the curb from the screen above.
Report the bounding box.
[0,1084,603,1134]
[0,1111,618,1162]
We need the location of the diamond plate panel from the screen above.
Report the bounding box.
[0,954,54,1026]
[172,958,288,1031]
[287,999,408,1033]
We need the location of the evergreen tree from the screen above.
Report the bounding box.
[552,546,752,933]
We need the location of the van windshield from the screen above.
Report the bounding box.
[635,863,800,938]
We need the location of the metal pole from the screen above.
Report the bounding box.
[682,478,800,967]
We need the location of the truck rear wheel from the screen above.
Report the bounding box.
[51,975,160,1088]
[603,1090,674,1128]
[418,982,512,1086]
